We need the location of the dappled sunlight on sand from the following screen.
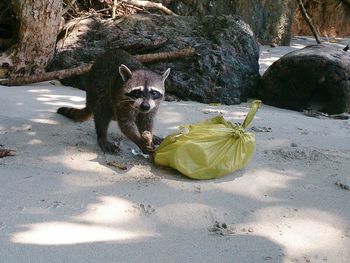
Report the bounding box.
[1,42,350,260]
[157,203,214,229]
[26,87,86,109]
[43,152,101,172]
[11,222,147,245]
[74,196,135,224]
[259,55,283,62]
[37,94,85,108]
[11,196,155,245]
[36,94,85,102]
[258,41,307,75]
[158,110,185,124]
[213,168,303,202]
[250,212,344,255]
[27,89,52,93]
[42,152,121,187]
[27,138,43,145]
[30,118,60,125]
[42,101,85,108]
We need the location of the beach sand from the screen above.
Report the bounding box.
[0,37,349,263]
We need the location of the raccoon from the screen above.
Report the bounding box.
[57,49,170,154]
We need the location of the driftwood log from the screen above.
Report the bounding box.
[0,48,196,86]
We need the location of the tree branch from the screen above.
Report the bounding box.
[121,0,177,16]
[134,48,196,63]
[0,48,196,86]
[296,0,321,44]
[0,64,92,86]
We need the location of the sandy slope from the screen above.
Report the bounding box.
[0,37,350,263]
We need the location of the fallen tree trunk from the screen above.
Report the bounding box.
[0,48,196,86]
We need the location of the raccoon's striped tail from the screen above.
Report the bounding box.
[57,106,92,122]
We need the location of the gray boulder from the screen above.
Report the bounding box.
[50,14,260,105]
[162,0,296,45]
[260,45,350,114]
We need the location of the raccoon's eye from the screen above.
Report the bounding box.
[126,90,142,98]
[150,90,162,99]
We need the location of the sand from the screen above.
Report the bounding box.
[0,37,350,263]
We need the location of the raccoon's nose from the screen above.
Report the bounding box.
[140,102,151,112]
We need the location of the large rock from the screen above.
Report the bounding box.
[163,0,296,45]
[50,14,260,105]
[260,45,350,114]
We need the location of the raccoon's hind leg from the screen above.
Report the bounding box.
[57,106,92,122]
[94,107,120,153]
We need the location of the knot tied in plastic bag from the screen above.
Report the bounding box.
[154,100,261,180]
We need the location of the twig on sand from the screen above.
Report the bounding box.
[0,149,16,158]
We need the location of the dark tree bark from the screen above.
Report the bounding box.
[0,0,62,78]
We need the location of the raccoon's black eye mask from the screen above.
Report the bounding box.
[126,89,163,100]
[126,90,143,99]
[150,90,162,99]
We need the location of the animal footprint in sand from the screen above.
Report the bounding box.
[138,203,155,215]
[208,221,236,236]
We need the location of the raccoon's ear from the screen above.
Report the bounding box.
[162,68,171,81]
[119,64,132,82]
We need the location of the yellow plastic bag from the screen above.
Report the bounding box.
[154,100,261,179]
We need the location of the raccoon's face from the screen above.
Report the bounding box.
[126,84,163,112]
[119,65,170,113]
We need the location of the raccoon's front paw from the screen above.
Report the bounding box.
[98,139,120,154]
[152,135,164,146]
[141,131,155,153]
[141,131,152,144]
[139,142,155,154]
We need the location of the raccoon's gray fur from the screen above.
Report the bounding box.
[57,49,170,153]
